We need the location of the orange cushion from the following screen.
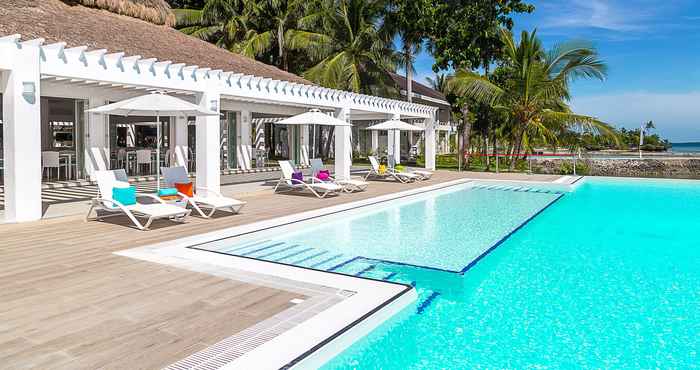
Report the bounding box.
[174,182,194,197]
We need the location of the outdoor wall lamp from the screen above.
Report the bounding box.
[210,100,218,112]
[22,81,36,104]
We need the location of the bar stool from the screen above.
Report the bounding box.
[42,151,68,180]
[135,149,152,175]
[115,149,128,171]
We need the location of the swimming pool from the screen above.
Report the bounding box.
[208,182,562,273]
[206,178,699,368]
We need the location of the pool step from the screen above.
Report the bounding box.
[471,183,562,194]
[224,241,364,272]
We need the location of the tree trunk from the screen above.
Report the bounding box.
[278,23,287,71]
[405,47,413,103]
[492,133,498,170]
[460,104,471,169]
[510,128,526,170]
[483,130,490,169]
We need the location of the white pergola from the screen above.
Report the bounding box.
[0,34,438,223]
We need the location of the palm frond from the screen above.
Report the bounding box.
[172,9,204,27]
[541,110,619,145]
[238,30,274,57]
[449,69,504,105]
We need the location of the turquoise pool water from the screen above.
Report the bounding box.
[206,178,699,368]
[321,177,700,368]
[212,183,561,272]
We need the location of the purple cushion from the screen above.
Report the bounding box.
[292,171,303,182]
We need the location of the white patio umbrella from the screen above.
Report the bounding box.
[365,119,424,132]
[366,120,424,165]
[87,91,219,191]
[276,108,351,127]
[277,108,352,160]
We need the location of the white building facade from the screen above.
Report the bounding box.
[0,34,438,223]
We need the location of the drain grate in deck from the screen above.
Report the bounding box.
[164,293,345,370]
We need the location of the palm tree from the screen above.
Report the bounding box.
[450,29,617,169]
[234,0,330,71]
[426,73,450,95]
[301,0,398,94]
[174,0,328,72]
[382,0,431,102]
[172,0,249,49]
[397,40,421,102]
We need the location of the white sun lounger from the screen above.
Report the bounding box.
[274,160,343,198]
[387,155,432,180]
[364,156,420,183]
[85,170,190,230]
[161,166,246,218]
[310,158,369,192]
[411,169,433,180]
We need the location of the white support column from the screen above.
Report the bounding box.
[237,110,252,170]
[173,115,188,167]
[390,113,400,165]
[195,90,220,195]
[371,130,379,155]
[334,105,352,180]
[254,117,265,167]
[85,97,110,178]
[1,41,42,222]
[424,114,436,170]
[299,124,310,166]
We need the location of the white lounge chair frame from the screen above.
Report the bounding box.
[410,169,433,180]
[310,158,369,193]
[274,160,342,198]
[364,156,420,183]
[161,166,246,218]
[85,170,190,230]
[387,154,432,180]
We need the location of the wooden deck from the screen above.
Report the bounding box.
[0,170,561,369]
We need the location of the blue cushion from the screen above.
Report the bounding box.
[158,187,178,197]
[112,186,136,206]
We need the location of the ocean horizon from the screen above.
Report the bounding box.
[671,142,700,153]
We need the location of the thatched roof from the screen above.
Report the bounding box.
[1,0,313,85]
[389,72,448,104]
[71,0,176,26]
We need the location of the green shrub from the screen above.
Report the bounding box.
[558,160,589,175]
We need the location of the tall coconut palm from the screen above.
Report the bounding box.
[382,0,431,102]
[396,40,421,102]
[450,29,617,169]
[172,0,249,49]
[426,73,450,95]
[301,0,398,94]
[174,0,328,72]
[235,0,330,71]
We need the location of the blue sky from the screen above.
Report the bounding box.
[403,0,700,142]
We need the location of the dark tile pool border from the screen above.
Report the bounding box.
[458,192,565,274]
[279,279,414,370]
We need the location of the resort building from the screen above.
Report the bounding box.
[387,72,455,155]
[0,0,439,223]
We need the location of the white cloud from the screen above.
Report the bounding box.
[543,0,650,32]
[571,91,700,142]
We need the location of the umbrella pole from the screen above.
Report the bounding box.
[156,115,160,193]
